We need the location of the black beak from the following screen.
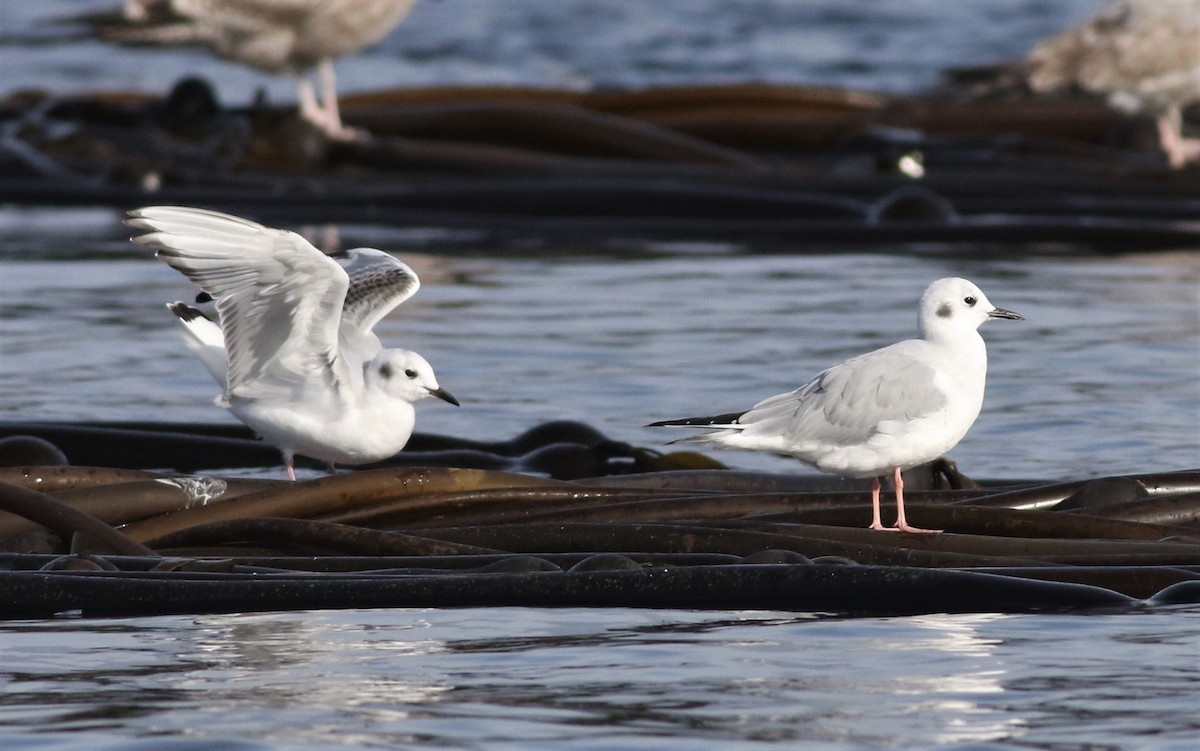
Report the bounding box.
[988,307,1023,321]
[429,387,460,406]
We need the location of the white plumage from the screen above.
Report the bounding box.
[130,205,457,480]
[650,277,1023,533]
[102,0,420,138]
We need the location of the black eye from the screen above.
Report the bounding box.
[964,296,977,306]
[404,368,418,379]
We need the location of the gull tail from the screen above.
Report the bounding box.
[646,411,746,445]
[167,301,229,393]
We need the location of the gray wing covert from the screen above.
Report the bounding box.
[336,247,421,335]
[737,349,947,448]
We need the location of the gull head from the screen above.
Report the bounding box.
[367,349,459,406]
[919,277,1023,341]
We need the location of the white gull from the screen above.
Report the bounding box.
[128,205,457,480]
[649,277,1023,534]
[1025,0,1200,168]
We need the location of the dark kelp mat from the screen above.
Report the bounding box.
[4,82,1200,250]
[0,421,1198,619]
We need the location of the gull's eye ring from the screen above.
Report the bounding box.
[964,296,977,306]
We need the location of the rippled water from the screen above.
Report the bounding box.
[1,608,1199,750]
[3,2,1200,750]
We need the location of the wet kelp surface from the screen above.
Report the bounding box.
[0,421,1198,619]
[4,81,1200,250]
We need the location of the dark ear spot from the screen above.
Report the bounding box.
[937,302,952,318]
[379,363,393,379]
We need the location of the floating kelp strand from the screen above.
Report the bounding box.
[4,550,1197,599]
[118,467,580,543]
[0,563,1135,620]
[704,519,1200,562]
[966,565,1200,600]
[1146,580,1200,606]
[0,465,164,493]
[0,552,747,574]
[315,486,703,527]
[749,503,1192,540]
[0,436,69,467]
[1030,552,1200,566]
[0,477,274,541]
[72,419,612,458]
[0,423,282,472]
[952,481,1092,510]
[403,522,1044,567]
[343,99,767,169]
[146,517,500,556]
[396,489,980,529]
[0,479,156,557]
[1135,471,1200,496]
[1066,491,1200,527]
[956,470,1200,510]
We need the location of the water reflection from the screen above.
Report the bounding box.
[2,608,1200,748]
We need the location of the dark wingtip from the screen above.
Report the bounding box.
[167,301,204,322]
[647,411,743,428]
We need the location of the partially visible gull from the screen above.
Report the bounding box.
[1025,0,1200,167]
[129,205,458,480]
[98,0,420,139]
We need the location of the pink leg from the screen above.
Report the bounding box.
[284,453,297,482]
[868,476,890,530]
[1156,110,1200,169]
[892,466,941,534]
[297,77,323,126]
[295,65,361,141]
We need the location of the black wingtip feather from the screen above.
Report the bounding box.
[647,411,745,428]
[167,301,206,322]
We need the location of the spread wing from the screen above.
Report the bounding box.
[129,205,352,401]
[335,247,421,334]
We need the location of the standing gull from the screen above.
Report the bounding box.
[97,0,420,139]
[129,205,457,480]
[648,277,1022,534]
[1024,0,1200,168]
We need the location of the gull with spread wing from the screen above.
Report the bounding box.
[129,205,457,480]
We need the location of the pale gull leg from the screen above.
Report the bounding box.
[318,60,342,134]
[892,466,942,534]
[295,68,361,141]
[297,77,325,127]
[283,451,297,482]
[868,476,888,530]
[1156,109,1200,169]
